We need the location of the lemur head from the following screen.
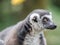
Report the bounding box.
[28,9,57,31]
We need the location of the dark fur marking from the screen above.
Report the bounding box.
[32,16,38,22]
[17,23,32,45]
[39,34,44,45]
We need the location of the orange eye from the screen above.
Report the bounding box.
[43,17,49,23]
[44,19,48,22]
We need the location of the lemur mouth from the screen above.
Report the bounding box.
[44,25,57,30]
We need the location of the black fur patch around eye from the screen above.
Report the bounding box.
[42,17,49,23]
[32,16,38,22]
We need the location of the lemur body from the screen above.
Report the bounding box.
[0,9,57,45]
[0,20,45,45]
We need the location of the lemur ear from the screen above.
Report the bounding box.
[32,16,38,22]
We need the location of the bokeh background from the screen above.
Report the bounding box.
[0,0,60,45]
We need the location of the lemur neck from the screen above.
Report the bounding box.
[17,22,32,45]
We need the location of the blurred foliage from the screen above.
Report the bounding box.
[52,0,60,8]
[46,0,60,45]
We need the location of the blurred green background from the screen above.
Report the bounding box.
[0,0,60,45]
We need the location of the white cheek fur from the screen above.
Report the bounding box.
[29,13,43,32]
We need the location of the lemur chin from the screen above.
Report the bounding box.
[0,9,57,45]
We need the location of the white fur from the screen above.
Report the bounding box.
[0,39,4,44]
[24,31,40,45]
[29,13,44,32]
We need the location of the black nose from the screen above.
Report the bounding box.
[49,25,57,30]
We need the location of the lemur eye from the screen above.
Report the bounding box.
[42,17,49,23]
[32,16,38,22]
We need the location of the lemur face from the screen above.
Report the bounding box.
[41,12,57,30]
[29,11,57,31]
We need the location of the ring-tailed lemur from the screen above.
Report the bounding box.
[0,9,57,45]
